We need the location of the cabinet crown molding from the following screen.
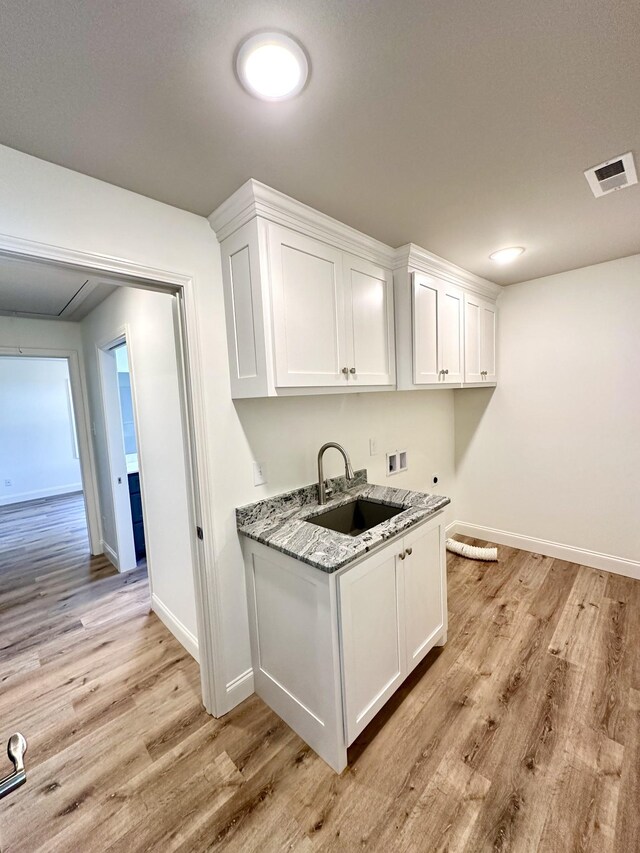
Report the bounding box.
[394,243,502,300]
[209,180,501,299]
[208,179,397,269]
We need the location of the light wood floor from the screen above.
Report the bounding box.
[1,494,638,852]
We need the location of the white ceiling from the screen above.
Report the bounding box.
[0,1,638,285]
[0,256,116,320]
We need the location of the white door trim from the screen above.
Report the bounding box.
[0,232,225,717]
[0,347,102,554]
[95,331,137,573]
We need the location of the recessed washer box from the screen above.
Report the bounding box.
[387,450,408,476]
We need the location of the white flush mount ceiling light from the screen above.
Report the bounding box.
[236,32,309,101]
[489,247,525,265]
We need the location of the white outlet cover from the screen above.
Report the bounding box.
[252,461,267,486]
[369,437,378,456]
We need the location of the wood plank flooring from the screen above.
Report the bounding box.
[1,493,639,852]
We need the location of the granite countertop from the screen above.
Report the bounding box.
[236,470,450,573]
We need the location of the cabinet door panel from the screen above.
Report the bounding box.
[403,521,445,672]
[412,273,439,385]
[344,255,394,386]
[439,285,463,384]
[464,293,483,383]
[481,301,497,382]
[339,545,405,744]
[269,224,346,387]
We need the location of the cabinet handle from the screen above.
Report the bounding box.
[405,547,413,556]
[399,551,406,560]
[349,367,356,374]
[341,367,349,375]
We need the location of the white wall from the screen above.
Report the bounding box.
[81,285,199,656]
[234,391,455,507]
[454,254,640,568]
[0,356,82,505]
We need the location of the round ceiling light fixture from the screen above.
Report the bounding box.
[236,31,309,101]
[489,246,525,265]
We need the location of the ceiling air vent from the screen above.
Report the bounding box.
[584,151,637,198]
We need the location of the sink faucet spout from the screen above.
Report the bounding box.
[317,443,355,505]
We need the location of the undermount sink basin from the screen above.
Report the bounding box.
[307,498,403,537]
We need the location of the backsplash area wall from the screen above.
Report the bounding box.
[454,253,640,571]
[234,390,456,518]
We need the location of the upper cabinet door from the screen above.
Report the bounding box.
[269,224,347,387]
[343,254,395,386]
[464,293,483,383]
[438,284,464,384]
[481,300,497,382]
[464,293,497,383]
[412,273,440,385]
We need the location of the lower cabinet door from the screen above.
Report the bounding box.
[339,543,405,744]
[403,521,444,673]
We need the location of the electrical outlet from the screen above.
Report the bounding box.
[252,461,267,486]
[369,437,378,456]
[4,479,12,488]
[432,473,439,486]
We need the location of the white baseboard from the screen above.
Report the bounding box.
[449,521,640,581]
[151,593,199,663]
[0,483,83,506]
[101,539,119,570]
[226,668,254,709]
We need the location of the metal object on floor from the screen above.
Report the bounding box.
[0,733,28,800]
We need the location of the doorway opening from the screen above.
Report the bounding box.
[0,353,89,552]
[0,243,220,722]
[97,337,146,573]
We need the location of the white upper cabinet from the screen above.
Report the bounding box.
[464,293,497,384]
[395,244,500,390]
[210,183,498,397]
[210,181,396,398]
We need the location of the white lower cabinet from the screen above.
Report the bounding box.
[242,512,447,772]
[339,544,405,744]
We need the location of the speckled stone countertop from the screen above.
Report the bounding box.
[236,470,450,573]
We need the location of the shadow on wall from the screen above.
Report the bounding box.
[453,387,495,470]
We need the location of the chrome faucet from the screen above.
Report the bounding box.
[317,442,355,505]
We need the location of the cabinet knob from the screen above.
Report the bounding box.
[405,547,413,556]
[342,367,349,375]
[349,367,356,374]
[444,369,449,375]
[399,551,406,560]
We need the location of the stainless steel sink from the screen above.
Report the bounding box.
[307,498,403,537]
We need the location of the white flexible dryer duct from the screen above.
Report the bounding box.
[446,538,498,562]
